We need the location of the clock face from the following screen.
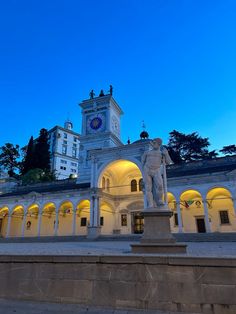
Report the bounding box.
[87,113,105,133]
[112,115,120,135]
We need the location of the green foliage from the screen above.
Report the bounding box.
[34,128,51,171]
[21,136,35,175]
[219,145,236,156]
[21,168,56,185]
[0,143,21,177]
[167,130,218,163]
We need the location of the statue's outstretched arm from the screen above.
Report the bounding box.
[163,148,173,165]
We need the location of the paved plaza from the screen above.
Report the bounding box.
[0,240,235,257]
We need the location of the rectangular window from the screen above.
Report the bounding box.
[100,217,104,226]
[121,214,127,227]
[72,148,77,157]
[174,213,179,226]
[60,159,67,164]
[60,166,66,170]
[219,210,230,224]
[73,136,77,142]
[63,140,67,145]
[73,143,77,148]
[71,169,77,173]
[64,133,67,139]
[62,145,67,155]
[71,162,77,167]
[81,217,87,227]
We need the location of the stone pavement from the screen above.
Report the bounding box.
[0,299,194,314]
[0,240,235,257]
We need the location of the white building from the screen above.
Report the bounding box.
[0,93,236,238]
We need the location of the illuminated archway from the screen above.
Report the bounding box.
[76,200,90,235]
[0,206,9,237]
[25,204,39,237]
[58,201,74,236]
[10,205,24,237]
[207,187,236,232]
[100,200,114,235]
[41,202,56,236]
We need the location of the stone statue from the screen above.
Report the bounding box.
[99,89,105,97]
[90,90,95,99]
[109,85,113,95]
[142,138,172,208]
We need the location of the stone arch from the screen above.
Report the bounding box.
[58,200,74,236]
[40,202,56,236]
[10,205,24,237]
[206,187,236,232]
[25,203,40,237]
[97,159,143,196]
[76,199,90,235]
[179,189,203,233]
[0,206,9,237]
[100,200,114,235]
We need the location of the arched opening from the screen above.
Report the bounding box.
[100,200,114,235]
[41,202,56,236]
[167,193,178,231]
[0,206,9,237]
[58,201,74,236]
[207,187,236,232]
[98,159,143,234]
[10,205,24,237]
[76,200,90,235]
[25,204,39,237]
[180,190,204,233]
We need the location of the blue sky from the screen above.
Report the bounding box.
[1,0,236,152]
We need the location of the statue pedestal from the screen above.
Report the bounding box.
[131,206,187,254]
[87,226,101,240]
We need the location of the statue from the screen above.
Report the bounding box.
[142,138,172,208]
[109,85,113,95]
[99,89,105,97]
[89,90,95,99]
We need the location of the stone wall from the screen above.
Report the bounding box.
[0,255,236,314]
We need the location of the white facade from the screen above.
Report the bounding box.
[47,122,80,180]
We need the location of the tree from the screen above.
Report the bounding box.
[219,145,236,156]
[0,143,20,177]
[21,136,35,175]
[21,168,56,185]
[34,128,51,171]
[167,130,218,163]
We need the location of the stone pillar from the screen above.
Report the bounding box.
[37,211,42,237]
[203,200,211,232]
[72,210,76,235]
[54,211,59,236]
[232,199,236,216]
[6,213,12,238]
[176,202,183,233]
[87,190,101,239]
[21,213,27,237]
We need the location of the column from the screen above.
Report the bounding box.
[176,202,183,233]
[37,211,42,237]
[203,200,211,232]
[89,196,95,227]
[93,196,100,227]
[21,213,27,237]
[72,210,76,235]
[6,213,12,238]
[54,211,59,236]
[232,199,236,216]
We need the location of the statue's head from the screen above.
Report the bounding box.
[151,138,162,149]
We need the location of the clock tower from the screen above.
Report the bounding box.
[77,94,123,183]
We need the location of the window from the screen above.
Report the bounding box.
[100,217,104,226]
[63,133,67,139]
[81,217,87,226]
[102,177,105,190]
[121,214,127,226]
[62,145,67,155]
[73,143,77,148]
[106,178,110,192]
[71,162,77,167]
[71,168,77,173]
[60,166,66,170]
[139,179,143,191]
[219,210,230,224]
[72,148,77,157]
[174,213,179,226]
[73,136,77,142]
[63,140,67,145]
[131,179,137,192]
[60,159,67,164]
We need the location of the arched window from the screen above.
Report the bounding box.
[131,179,137,192]
[102,177,106,190]
[139,178,143,191]
[106,178,110,192]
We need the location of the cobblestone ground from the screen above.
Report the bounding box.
[0,241,235,257]
[0,299,192,314]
